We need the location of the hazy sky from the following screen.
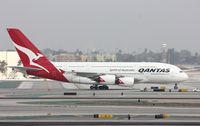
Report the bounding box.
[0,0,200,53]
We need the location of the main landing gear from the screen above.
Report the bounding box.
[90,85,109,90]
[174,83,178,90]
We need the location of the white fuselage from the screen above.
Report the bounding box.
[7,28,189,87]
[53,62,188,85]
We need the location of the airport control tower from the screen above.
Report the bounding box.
[160,44,168,63]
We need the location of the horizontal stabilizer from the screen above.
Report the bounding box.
[8,66,42,72]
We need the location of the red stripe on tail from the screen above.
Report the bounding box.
[7,28,68,82]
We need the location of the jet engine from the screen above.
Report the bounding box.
[95,75,135,86]
[116,77,134,86]
[96,75,116,85]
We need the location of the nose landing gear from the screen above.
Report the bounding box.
[90,85,109,90]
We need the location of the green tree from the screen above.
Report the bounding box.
[17,60,22,66]
[0,60,7,78]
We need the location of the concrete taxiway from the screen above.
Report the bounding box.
[1,120,200,126]
[0,91,199,121]
[0,71,199,125]
[0,101,200,115]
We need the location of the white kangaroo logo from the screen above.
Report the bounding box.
[13,42,49,73]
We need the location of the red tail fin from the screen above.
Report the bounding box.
[7,28,68,82]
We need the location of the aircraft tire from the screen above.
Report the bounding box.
[94,85,99,90]
[90,86,94,90]
[99,86,103,90]
[106,86,109,90]
[103,85,109,90]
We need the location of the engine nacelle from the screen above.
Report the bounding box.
[116,77,134,87]
[96,75,116,85]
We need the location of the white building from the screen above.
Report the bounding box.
[95,53,116,62]
[160,44,168,63]
[0,51,24,79]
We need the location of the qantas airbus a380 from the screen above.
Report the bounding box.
[7,28,188,90]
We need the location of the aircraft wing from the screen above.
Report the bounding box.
[66,71,143,83]
[67,71,102,79]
